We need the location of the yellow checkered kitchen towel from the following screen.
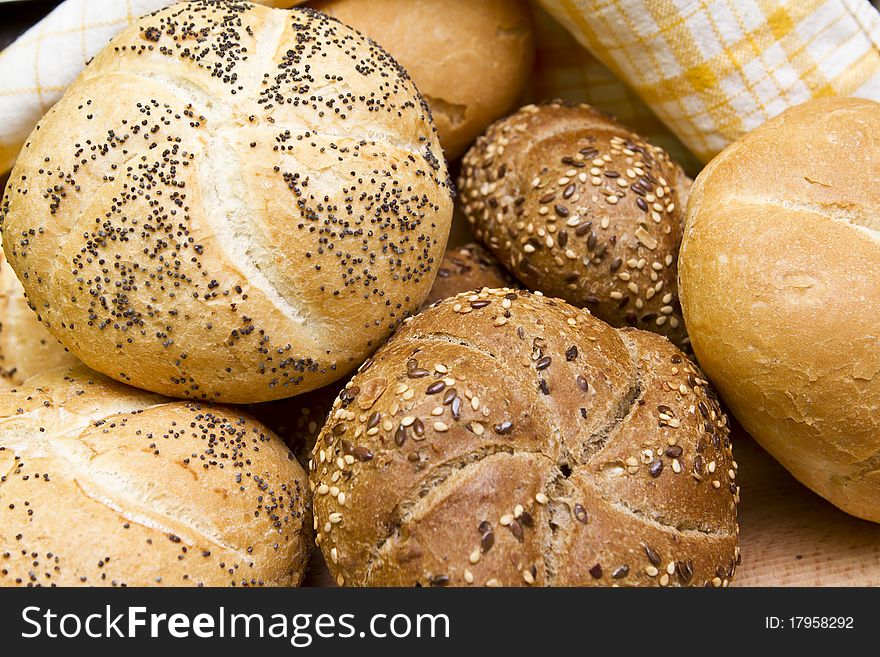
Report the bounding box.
[538,0,880,162]
[527,6,701,172]
[0,0,304,173]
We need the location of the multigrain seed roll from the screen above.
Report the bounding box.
[423,242,517,308]
[1,248,78,385]
[1,2,453,404]
[253,242,518,463]
[680,97,880,523]
[311,0,535,160]
[459,102,690,348]
[310,289,739,587]
[0,365,312,587]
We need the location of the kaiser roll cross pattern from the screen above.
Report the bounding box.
[311,289,739,587]
[0,2,453,403]
[680,96,880,524]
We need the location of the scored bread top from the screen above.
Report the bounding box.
[311,289,738,587]
[0,364,312,587]
[1,2,453,403]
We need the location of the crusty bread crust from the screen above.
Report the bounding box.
[312,0,535,160]
[1,2,453,403]
[680,96,880,523]
[459,101,691,348]
[311,289,738,587]
[0,364,312,587]
[251,242,520,465]
[0,248,78,385]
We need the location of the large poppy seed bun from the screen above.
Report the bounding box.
[1,248,78,385]
[1,2,453,403]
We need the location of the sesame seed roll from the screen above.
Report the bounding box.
[459,101,691,349]
[310,289,739,587]
[0,2,453,404]
[0,364,312,587]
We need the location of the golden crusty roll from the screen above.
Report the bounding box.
[1,2,453,404]
[0,364,312,587]
[311,0,535,160]
[311,289,739,587]
[1,248,78,385]
[252,242,518,463]
[679,97,880,524]
[459,102,690,348]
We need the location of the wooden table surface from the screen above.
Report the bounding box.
[732,429,880,586]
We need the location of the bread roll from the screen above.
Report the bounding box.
[460,102,690,348]
[0,365,312,587]
[1,2,453,404]
[311,0,535,160]
[679,97,880,523]
[253,242,518,462]
[423,242,516,307]
[310,289,739,587]
[1,247,78,385]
